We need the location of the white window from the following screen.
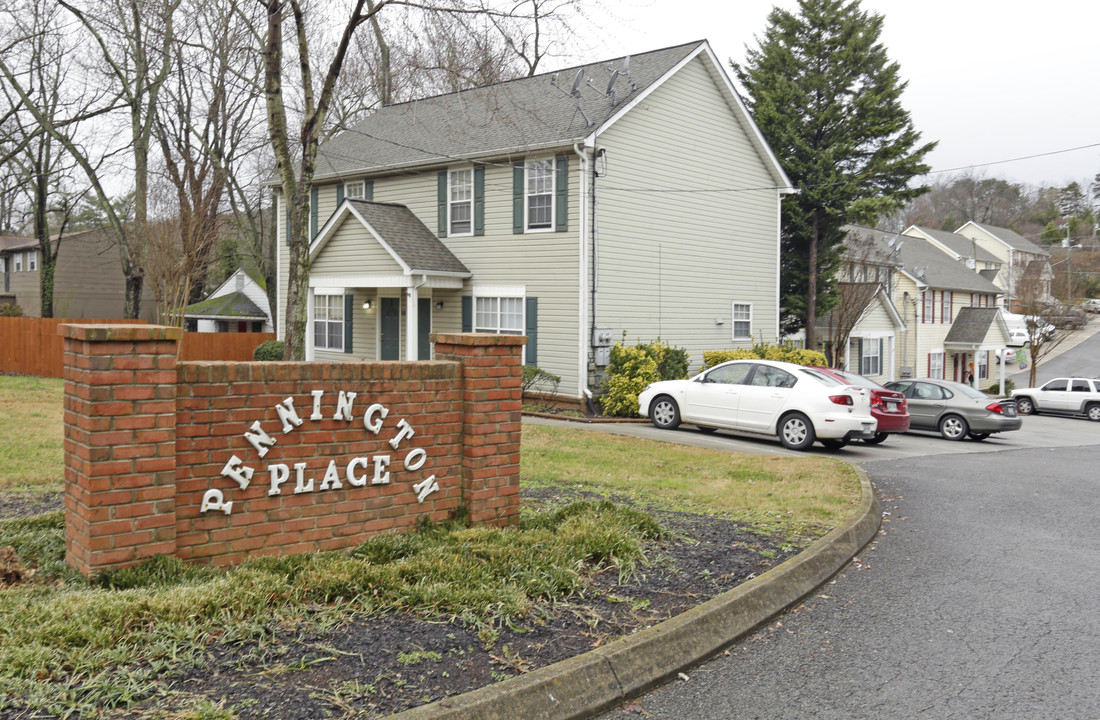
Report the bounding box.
[475,296,524,335]
[14,254,22,272]
[313,294,345,351]
[345,181,365,199]
[929,351,944,379]
[27,251,36,271]
[448,168,473,236]
[978,352,988,380]
[860,338,882,376]
[732,303,752,340]
[525,159,554,231]
[923,291,933,323]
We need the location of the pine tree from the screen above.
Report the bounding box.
[734,0,936,346]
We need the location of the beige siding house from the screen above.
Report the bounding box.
[0,230,156,320]
[276,41,793,400]
[954,221,1051,309]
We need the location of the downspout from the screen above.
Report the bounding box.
[575,141,594,411]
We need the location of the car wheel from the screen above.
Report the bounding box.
[649,396,681,430]
[778,412,816,451]
[863,432,889,445]
[968,432,990,441]
[1015,396,1035,415]
[1086,404,1100,422]
[820,439,848,451]
[939,414,969,441]
[697,426,718,433]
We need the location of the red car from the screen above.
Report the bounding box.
[809,366,910,444]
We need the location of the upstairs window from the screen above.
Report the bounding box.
[27,251,37,271]
[732,303,752,340]
[448,169,473,236]
[14,254,23,272]
[923,291,933,323]
[345,180,365,200]
[525,159,554,231]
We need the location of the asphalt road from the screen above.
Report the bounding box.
[546,330,1100,720]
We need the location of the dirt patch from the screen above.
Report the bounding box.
[0,546,24,587]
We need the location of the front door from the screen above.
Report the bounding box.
[380,297,401,360]
[418,298,431,360]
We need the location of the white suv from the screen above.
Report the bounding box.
[1011,378,1100,421]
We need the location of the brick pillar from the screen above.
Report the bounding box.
[431,333,525,526]
[61,324,181,576]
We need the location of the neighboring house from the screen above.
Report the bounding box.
[183,267,273,333]
[902,225,1003,288]
[277,40,794,401]
[0,230,156,319]
[955,221,1051,310]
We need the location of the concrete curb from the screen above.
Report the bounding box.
[388,468,881,720]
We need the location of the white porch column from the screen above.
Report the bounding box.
[405,285,419,361]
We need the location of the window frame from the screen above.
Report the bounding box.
[14,254,22,272]
[474,295,524,336]
[448,167,474,237]
[731,302,753,341]
[27,251,36,271]
[978,351,989,380]
[923,291,933,323]
[929,351,944,379]
[344,180,366,200]
[313,293,345,352]
[524,158,555,232]
[942,290,952,323]
[860,338,882,376]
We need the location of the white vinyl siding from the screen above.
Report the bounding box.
[592,54,783,370]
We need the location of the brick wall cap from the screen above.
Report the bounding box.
[60,324,183,343]
[431,333,527,347]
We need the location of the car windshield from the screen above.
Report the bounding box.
[798,368,842,387]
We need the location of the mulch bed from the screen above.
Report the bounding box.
[0,488,801,719]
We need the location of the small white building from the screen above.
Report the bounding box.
[183,268,272,333]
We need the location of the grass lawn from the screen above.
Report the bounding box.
[0,375,860,717]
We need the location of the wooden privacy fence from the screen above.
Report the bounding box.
[0,317,275,377]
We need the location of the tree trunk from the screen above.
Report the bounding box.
[806,210,820,350]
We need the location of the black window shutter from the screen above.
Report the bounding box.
[344,294,354,354]
[512,163,525,234]
[525,297,538,367]
[437,171,448,237]
[310,186,318,238]
[474,166,485,236]
[854,338,863,374]
[365,180,374,201]
[461,296,472,332]
[337,183,344,206]
[555,156,568,232]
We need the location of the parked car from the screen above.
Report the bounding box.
[638,359,877,451]
[1006,328,1030,347]
[1010,378,1100,421]
[808,366,910,444]
[1082,298,1100,314]
[1049,307,1088,329]
[883,378,1021,441]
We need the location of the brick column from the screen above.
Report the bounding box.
[431,333,525,526]
[61,324,181,576]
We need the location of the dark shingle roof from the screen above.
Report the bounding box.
[909,226,1001,265]
[348,200,470,275]
[893,233,1003,294]
[944,307,1002,345]
[314,42,706,178]
[184,291,267,319]
[965,222,1048,256]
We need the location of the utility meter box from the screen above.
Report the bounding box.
[592,328,614,347]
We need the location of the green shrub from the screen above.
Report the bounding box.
[252,340,285,361]
[984,379,1014,395]
[600,344,659,417]
[0,303,23,317]
[522,365,561,396]
[702,343,826,369]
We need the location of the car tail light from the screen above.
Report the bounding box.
[829,394,854,406]
[986,402,1007,415]
[870,395,883,408]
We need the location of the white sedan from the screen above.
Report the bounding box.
[637,359,877,451]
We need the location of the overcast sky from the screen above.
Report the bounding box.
[573,0,1100,189]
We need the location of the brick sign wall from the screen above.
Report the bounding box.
[61,325,523,576]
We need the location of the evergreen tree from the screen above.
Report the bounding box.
[734,0,935,345]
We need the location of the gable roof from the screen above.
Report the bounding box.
[943,307,1007,346]
[957,221,1048,256]
[311,199,471,277]
[184,291,267,320]
[891,232,1003,294]
[0,237,37,253]
[841,225,905,266]
[904,226,1001,265]
[313,41,791,191]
